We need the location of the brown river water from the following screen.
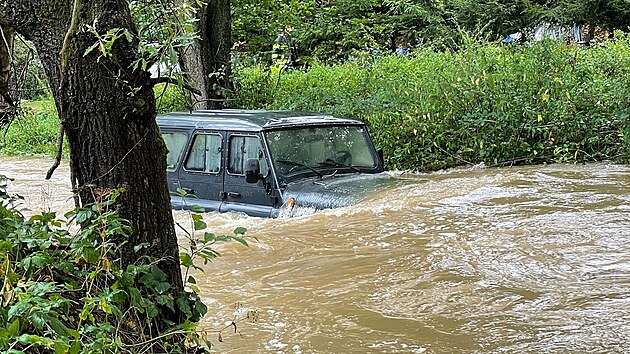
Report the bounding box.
[1,156,629,353]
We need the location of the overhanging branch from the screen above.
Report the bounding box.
[150,76,201,96]
[46,123,65,180]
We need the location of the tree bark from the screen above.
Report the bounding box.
[179,0,232,110]
[0,23,14,125]
[0,0,183,314]
[0,23,14,106]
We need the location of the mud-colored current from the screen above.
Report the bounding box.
[1,156,629,353]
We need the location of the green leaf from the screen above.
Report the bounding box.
[67,329,80,340]
[176,296,192,316]
[54,341,70,354]
[233,227,247,235]
[84,42,101,57]
[47,316,69,336]
[129,287,142,306]
[182,319,197,331]
[194,219,207,230]
[194,299,208,317]
[82,246,100,264]
[175,187,187,197]
[139,266,170,294]
[133,242,150,253]
[8,319,20,336]
[123,29,133,42]
[231,237,249,247]
[69,340,81,354]
[28,312,46,330]
[179,253,193,268]
[151,266,168,282]
[204,232,216,242]
[155,294,175,312]
[18,333,41,345]
[144,301,159,318]
[190,205,205,213]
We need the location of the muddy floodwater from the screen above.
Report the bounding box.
[1,156,629,353]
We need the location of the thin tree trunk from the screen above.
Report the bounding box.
[1,0,184,318]
[179,0,232,110]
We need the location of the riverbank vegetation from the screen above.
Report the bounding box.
[0,176,251,352]
[234,34,630,170]
[4,36,628,171]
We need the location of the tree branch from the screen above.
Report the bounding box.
[150,76,201,95]
[46,123,65,180]
[60,0,82,76]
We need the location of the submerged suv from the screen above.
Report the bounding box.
[158,110,389,217]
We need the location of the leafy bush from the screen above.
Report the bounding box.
[1,100,61,157]
[13,39,50,101]
[155,83,189,114]
[233,35,630,170]
[0,177,251,353]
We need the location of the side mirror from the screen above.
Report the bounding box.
[245,159,260,183]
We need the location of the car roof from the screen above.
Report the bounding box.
[156,109,364,132]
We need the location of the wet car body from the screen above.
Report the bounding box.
[158,110,388,217]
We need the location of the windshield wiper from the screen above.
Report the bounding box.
[276,159,323,178]
[318,158,362,173]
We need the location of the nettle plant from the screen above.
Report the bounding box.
[0,176,254,353]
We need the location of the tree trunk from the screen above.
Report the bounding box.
[0,23,14,105]
[179,0,232,110]
[1,0,183,315]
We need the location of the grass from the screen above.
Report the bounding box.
[1,97,62,157]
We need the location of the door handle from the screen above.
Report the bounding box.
[182,187,194,194]
[227,192,242,198]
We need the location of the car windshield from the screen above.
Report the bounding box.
[264,125,377,177]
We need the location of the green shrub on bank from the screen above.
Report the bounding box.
[0,101,61,157]
[234,34,630,170]
[155,83,189,114]
[0,177,250,352]
[3,36,629,171]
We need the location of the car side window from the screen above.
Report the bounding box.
[228,136,269,176]
[162,132,188,170]
[184,134,222,173]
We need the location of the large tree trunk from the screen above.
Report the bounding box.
[1,0,183,314]
[0,23,14,106]
[179,0,232,110]
[0,23,15,125]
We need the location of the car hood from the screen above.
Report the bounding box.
[277,172,395,216]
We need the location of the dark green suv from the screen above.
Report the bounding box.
[158,110,389,217]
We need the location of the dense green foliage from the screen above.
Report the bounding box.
[0,101,60,157]
[4,38,630,171]
[232,0,630,63]
[11,38,49,101]
[233,36,630,170]
[0,177,250,353]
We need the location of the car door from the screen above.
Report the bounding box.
[220,132,280,217]
[175,130,225,211]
